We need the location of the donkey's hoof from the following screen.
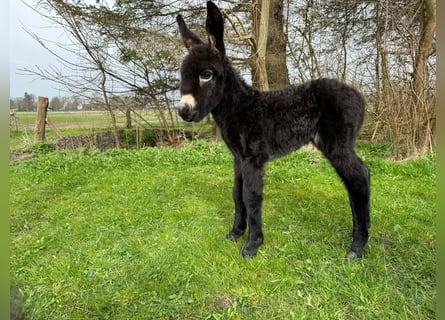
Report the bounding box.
[346,250,363,259]
[227,230,244,242]
[241,239,263,258]
[241,246,258,258]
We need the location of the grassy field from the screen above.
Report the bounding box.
[11,110,171,128]
[10,140,436,319]
[12,111,130,130]
[10,111,214,153]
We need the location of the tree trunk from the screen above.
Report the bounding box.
[412,0,436,154]
[266,0,289,90]
[413,0,435,102]
[99,67,121,149]
[256,0,270,91]
[126,107,132,129]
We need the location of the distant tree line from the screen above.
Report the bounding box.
[10,93,37,112]
[10,93,159,112]
[11,93,84,111]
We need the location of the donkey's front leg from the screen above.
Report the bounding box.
[240,162,265,257]
[227,158,247,241]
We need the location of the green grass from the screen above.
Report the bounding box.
[10,141,436,319]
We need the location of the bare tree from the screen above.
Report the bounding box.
[221,1,289,90]
[253,0,270,90]
[286,0,322,81]
[266,0,289,89]
[372,0,436,157]
[24,0,185,146]
[285,0,435,158]
[412,0,436,153]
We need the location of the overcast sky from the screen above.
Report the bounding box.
[10,0,71,98]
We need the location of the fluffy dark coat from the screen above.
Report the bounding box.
[176,1,370,258]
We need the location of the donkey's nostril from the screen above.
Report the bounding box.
[178,104,190,116]
[178,104,197,122]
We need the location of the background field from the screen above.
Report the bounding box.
[10,111,214,154]
[10,139,436,319]
[11,110,160,130]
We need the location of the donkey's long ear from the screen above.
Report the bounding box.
[206,1,225,54]
[177,14,203,50]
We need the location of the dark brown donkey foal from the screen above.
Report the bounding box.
[176,1,370,258]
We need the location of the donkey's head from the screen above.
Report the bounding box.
[176,1,226,122]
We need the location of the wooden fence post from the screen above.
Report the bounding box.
[10,109,18,132]
[45,117,63,139]
[34,96,49,142]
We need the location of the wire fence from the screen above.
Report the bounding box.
[9,109,167,132]
[9,107,217,153]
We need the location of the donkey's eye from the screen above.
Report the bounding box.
[199,70,213,81]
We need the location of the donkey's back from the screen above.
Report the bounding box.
[259,78,365,129]
[244,78,366,160]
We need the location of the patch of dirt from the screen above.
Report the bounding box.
[214,296,236,309]
[10,129,195,161]
[57,131,122,151]
[56,129,194,151]
[10,152,34,161]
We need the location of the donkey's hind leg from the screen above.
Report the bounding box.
[320,146,371,258]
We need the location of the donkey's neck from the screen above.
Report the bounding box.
[211,61,257,123]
